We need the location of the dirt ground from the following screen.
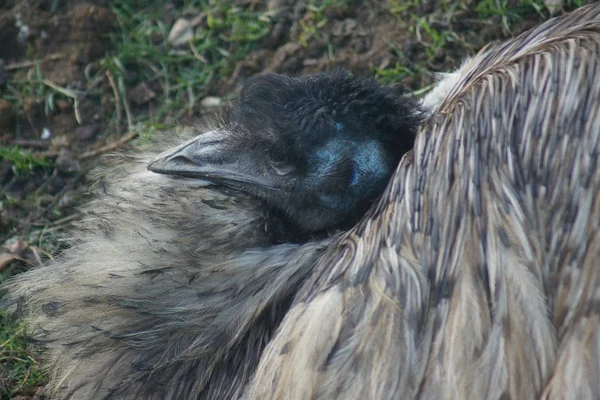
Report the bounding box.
[0,0,589,397]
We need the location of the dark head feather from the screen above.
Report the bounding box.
[149,69,424,233]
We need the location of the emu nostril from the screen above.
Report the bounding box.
[269,160,294,176]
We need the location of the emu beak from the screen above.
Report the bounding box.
[147,129,281,191]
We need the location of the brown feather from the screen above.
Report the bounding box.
[247,4,600,399]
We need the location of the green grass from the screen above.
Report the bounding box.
[2,63,81,141]
[0,0,279,132]
[104,0,276,124]
[0,146,51,176]
[298,0,351,47]
[0,312,46,398]
[373,62,416,85]
[411,13,461,62]
[475,0,547,32]
[376,0,597,84]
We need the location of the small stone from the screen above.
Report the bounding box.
[544,0,564,14]
[74,124,100,140]
[200,96,222,108]
[0,98,15,132]
[168,13,206,47]
[56,99,71,112]
[332,18,357,37]
[378,56,392,70]
[55,147,81,172]
[168,18,194,47]
[128,82,156,106]
[303,59,319,67]
[41,127,51,139]
[51,135,70,149]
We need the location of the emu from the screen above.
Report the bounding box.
[246,3,600,399]
[3,70,422,400]
[6,3,600,398]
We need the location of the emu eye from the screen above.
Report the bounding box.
[269,160,295,176]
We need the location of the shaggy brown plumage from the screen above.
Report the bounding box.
[246,3,600,399]
[6,133,332,399]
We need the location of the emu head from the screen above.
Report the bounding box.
[148,69,423,232]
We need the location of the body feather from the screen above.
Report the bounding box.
[247,4,600,399]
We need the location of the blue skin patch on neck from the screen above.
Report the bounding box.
[350,141,388,189]
[311,125,390,212]
[313,139,345,169]
[312,137,351,211]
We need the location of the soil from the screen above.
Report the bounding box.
[0,0,578,397]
